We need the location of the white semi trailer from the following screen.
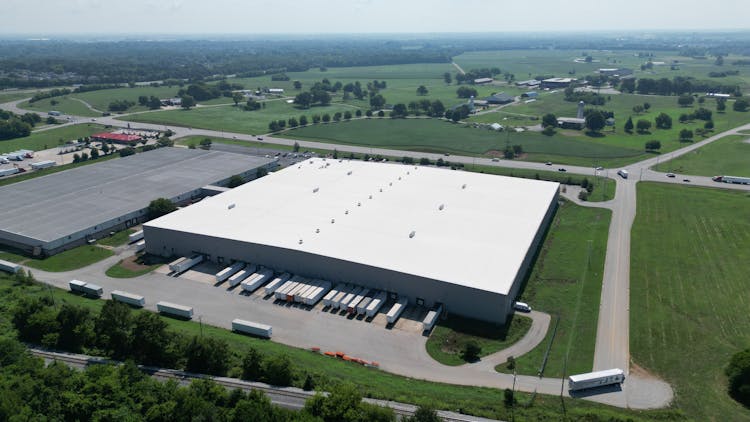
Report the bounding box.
[134,240,146,252]
[347,288,371,314]
[241,268,274,292]
[322,284,345,307]
[232,319,272,338]
[128,230,144,243]
[111,290,145,307]
[422,304,443,332]
[228,265,257,287]
[365,291,388,318]
[216,262,246,283]
[0,259,21,274]
[264,273,291,295]
[568,368,625,391]
[170,254,203,274]
[386,297,408,324]
[156,301,193,319]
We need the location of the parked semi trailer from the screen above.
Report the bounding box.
[356,294,374,315]
[274,279,297,300]
[68,280,103,297]
[322,284,344,307]
[30,160,56,170]
[0,259,21,274]
[169,254,203,274]
[216,262,245,283]
[365,291,388,318]
[128,230,144,243]
[135,240,146,252]
[0,168,19,177]
[264,273,291,295]
[228,264,256,287]
[422,304,443,331]
[347,288,371,314]
[156,301,193,319]
[568,368,625,391]
[241,268,274,292]
[304,280,332,306]
[386,297,408,324]
[232,319,272,338]
[111,290,145,307]
[713,175,750,185]
[331,286,352,310]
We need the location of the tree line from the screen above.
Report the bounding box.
[0,109,42,140]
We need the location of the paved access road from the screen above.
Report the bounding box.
[5,97,750,410]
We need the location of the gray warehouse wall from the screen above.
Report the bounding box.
[144,226,510,324]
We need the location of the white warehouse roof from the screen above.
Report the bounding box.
[146,159,559,296]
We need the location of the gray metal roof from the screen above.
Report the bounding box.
[0,148,274,243]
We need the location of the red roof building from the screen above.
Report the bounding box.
[91,132,143,145]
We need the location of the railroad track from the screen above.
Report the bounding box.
[31,349,499,422]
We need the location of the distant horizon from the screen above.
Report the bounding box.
[2,0,748,35]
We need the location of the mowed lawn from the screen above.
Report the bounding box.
[20,96,101,117]
[122,100,362,136]
[631,183,750,421]
[654,134,750,177]
[0,123,107,153]
[497,201,611,377]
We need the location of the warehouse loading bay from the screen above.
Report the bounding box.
[158,259,435,335]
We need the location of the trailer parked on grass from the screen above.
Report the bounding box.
[264,273,291,295]
[81,283,103,298]
[0,259,21,274]
[386,297,408,324]
[216,262,245,283]
[365,291,388,318]
[128,230,144,243]
[241,268,274,292]
[568,369,625,391]
[69,279,87,293]
[232,319,272,338]
[156,301,193,319]
[111,290,145,307]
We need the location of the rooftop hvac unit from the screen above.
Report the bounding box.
[439,204,445,210]
[345,210,349,215]
[398,177,401,180]
[299,239,304,244]
[313,187,319,193]
[228,203,236,210]
[347,171,352,175]
[357,202,361,207]
[331,219,335,224]
[315,228,320,233]
[368,195,372,199]
[462,184,467,189]
[407,171,410,175]
[379,188,383,192]
[409,231,416,238]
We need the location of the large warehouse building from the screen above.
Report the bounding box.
[144,159,559,324]
[0,148,275,256]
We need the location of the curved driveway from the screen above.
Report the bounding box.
[5,98,750,410]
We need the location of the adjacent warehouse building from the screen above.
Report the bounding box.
[144,159,559,324]
[0,148,275,256]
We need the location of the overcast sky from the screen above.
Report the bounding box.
[2,0,748,35]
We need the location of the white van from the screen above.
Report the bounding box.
[514,301,532,312]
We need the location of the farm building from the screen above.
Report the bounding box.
[541,77,577,89]
[474,78,493,84]
[144,159,559,324]
[0,148,275,256]
[484,92,515,104]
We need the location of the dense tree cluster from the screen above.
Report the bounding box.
[456,86,478,99]
[108,99,136,112]
[632,76,740,96]
[29,88,72,103]
[455,68,501,84]
[0,110,42,140]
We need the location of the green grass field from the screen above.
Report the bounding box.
[105,260,160,278]
[426,314,532,366]
[654,134,750,177]
[0,277,682,421]
[0,123,107,153]
[497,200,611,378]
[20,96,101,117]
[287,118,643,165]
[23,245,113,272]
[631,183,750,421]
[96,229,136,247]
[122,100,361,136]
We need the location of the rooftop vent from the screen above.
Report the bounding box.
[379,188,383,192]
[357,202,361,207]
[345,210,349,215]
[409,231,416,238]
[389,182,393,186]
[331,218,335,224]
[439,204,445,210]
[228,203,236,210]
[315,228,320,233]
[313,187,319,193]
[398,176,401,180]
[299,239,304,245]
[347,171,353,175]
[462,184,467,189]
[368,195,372,199]
[407,171,410,175]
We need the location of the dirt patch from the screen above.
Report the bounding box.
[487,150,503,157]
[630,361,662,380]
[119,255,150,271]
